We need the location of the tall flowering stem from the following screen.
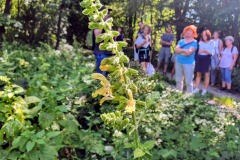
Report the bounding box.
[81,0,154,159]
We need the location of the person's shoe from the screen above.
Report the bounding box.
[163,72,166,76]
[193,88,200,94]
[201,89,207,95]
[211,83,215,87]
[227,89,232,93]
[220,87,226,91]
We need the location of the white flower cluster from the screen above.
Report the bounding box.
[13,22,23,29]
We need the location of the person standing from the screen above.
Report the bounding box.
[156,25,174,75]
[175,25,198,94]
[134,21,144,62]
[115,27,126,42]
[92,8,112,76]
[193,30,214,95]
[137,21,144,36]
[211,31,223,86]
[135,25,152,72]
[219,36,239,93]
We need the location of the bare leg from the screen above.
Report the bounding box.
[141,62,146,72]
[164,64,168,73]
[204,72,210,89]
[156,61,161,71]
[226,83,231,90]
[171,62,176,80]
[195,72,202,88]
[222,81,226,88]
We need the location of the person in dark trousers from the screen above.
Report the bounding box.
[156,25,174,76]
[92,7,112,76]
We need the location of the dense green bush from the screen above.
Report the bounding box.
[0,42,239,159]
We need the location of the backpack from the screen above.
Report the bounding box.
[223,46,234,53]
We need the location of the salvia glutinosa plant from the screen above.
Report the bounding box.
[80,0,155,159]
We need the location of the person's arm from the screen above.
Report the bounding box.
[136,39,148,49]
[175,45,194,56]
[219,40,223,52]
[161,40,173,46]
[229,52,239,71]
[198,49,211,55]
[94,29,102,36]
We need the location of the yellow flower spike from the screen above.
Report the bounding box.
[125,89,136,114]
[119,68,125,83]
[92,87,105,98]
[92,73,109,85]
[91,73,114,105]
[100,64,109,71]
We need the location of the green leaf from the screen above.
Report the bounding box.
[134,148,145,159]
[35,139,45,145]
[124,143,134,149]
[36,130,45,138]
[118,41,128,47]
[7,151,21,160]
[46,131,61,139]
[89,22,99,29]
[28,150,41,160]
[12,136,22,148]
[190,136,206,151]
[82,9,91,15]
[24,96,41,104]
[159,149,177,159]
[26,141,35,152]
[112,31,119,36]
[80,1,91,8]
[99,43,108,50]
[40,144,58,159]
[0,131,3,145]
[39,112,54,129]
[144,140,155,150]
[56,105,68,112]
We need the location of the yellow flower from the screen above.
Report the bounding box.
[92,73,114,105]
[125,89,136,114]
[100,65,109,71]
[119,68,125,83]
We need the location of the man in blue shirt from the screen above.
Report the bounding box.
[157,25,174,75]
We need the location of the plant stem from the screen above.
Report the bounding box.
[132,111,142,160]
[132,111,139,148]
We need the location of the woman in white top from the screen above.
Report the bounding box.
[219,36,239,93]
[211,31,223,86]
[135,25,152,72]
[193,30,214,95]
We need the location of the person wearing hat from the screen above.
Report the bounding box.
[219,36,239,93]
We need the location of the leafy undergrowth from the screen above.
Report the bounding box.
[0,43,239,160]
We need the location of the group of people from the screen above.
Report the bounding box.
[92,7,239,95]
[155,25,238,95]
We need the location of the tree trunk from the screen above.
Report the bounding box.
[174,0,190,41]
[133,11,137,29]
[55,5,63,49]
[128,12,133,44]
[140,0,146,22]
[0,0,12,48]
